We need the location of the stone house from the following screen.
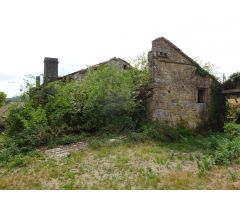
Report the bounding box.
[43,57,131,83]
[146,37,219,129]
[42,37,222,129]
[60,57,131,81]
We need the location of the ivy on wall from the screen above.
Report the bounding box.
[208,83,226,131]
[196,66,209,77]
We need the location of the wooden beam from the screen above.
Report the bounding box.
[222,89,240,94]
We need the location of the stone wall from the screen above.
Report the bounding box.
[146,37,216,129]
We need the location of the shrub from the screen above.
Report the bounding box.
[0,92,6,107]
[141,122,193,142]
[214,137,240,165]
[44,65,148,133]
[236,112,240,124]
[6,103,48,150]
[224,123,240,138]
[126,131,149,143]
[4,64,149,155]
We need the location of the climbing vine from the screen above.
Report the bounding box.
[196,66,209,77]
[208,82,226,131]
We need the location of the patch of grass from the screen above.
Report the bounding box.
[196,155,215,177]
[176,162,182,171]
[8,155,28,168]
[1,123,240,189]
[95,147,112,158]
[63,182,75,190]
[46,134,87,148]
[155,156,168,165]
[137,168,160,189]
[114,156,129,167]
[228,169,239,182]
[88,137,105,150]
[148,145,163,153]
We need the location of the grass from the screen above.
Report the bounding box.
[0,122,240,189]
[0,134,240,189]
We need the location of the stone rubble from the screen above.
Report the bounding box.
[44,141,88,159]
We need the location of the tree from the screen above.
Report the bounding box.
[0,92,6,107]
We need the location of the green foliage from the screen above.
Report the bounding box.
[44,65,147,132]
[126,122,194,144]
[223,72,240,90]
[224,123,240,138]
[229,72,240,83]
[236,112,240,124]
[0,92,7,107]
[6,103,48,151]
[126,131,149,143]
[4,62,149,156]
[196,155,215,176]
[195,60,219,80]
[196,66,209,77]
[141,122,193,142]
[214,137,240,165]
[208,83,226,131]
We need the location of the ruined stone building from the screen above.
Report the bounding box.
[146,37,219,129]
[42,37,221,129]
[43,57,131,83]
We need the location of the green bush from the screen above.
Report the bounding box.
[224,123,240,138]
[44,65,148,133]
[3,64,149,155]
[0,92,6,107]
[214,137,240,165]
[6,103,48,150]
[141,122,193,142]
[126,131,150,143]
[236,112,240,124]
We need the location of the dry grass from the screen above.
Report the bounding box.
[0,139,240,189]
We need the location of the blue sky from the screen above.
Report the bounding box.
[0,0,240,97]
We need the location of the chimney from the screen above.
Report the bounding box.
[36,76,40,87]
[44,57,58,83]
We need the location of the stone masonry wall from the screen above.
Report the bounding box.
[147,37,215,129]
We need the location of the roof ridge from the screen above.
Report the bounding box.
[159,37,200,67]
[153,37,219,82]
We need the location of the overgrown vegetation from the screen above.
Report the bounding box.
[1,54,240,189]
[195,61,220,81]
[0,62,149,159]
[0,92,6,107]
[0,123,240,189]
[208,83,226,131]
[223,72,240,90]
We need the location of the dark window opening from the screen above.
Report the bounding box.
[157,51,168,58]
[198,88,206,103]
[123,65,127,70]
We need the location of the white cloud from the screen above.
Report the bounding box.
[0,0,240,97]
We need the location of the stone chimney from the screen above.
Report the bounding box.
[44,57,58,83]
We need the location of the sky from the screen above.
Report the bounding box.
[0,0,240,97]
